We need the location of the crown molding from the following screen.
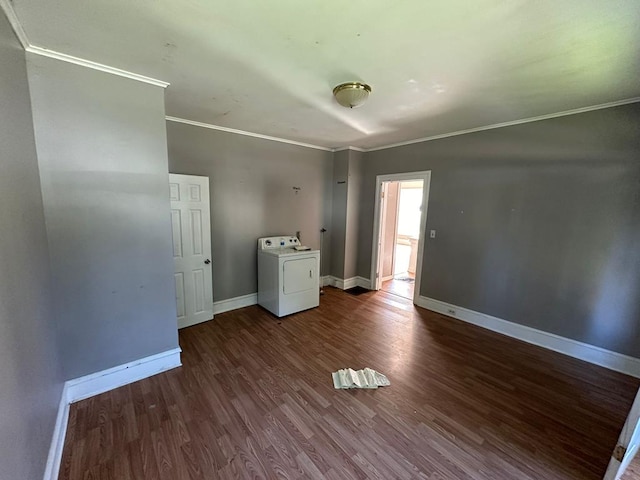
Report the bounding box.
[166,116,334,152]
[5,0,637,151]
[168,96,640,155]
[333,146,366,152]
[0,0,29,48]
[25,46,169,88]
[366,97,640,152]
[1,0,169,88]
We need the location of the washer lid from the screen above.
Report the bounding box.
[260,248,319,258]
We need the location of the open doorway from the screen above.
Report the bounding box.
[370,171,431,303]
[379,180,423,299]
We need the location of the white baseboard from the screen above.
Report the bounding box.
[44,347,181,479]
[325,276,339,289]
[339,277,355,289]
[416,296,640,378]
[324,276,371,290]
[42,384,70,480]
[66,347,182,403]
[213,293,257,315]
[213,286,342,315]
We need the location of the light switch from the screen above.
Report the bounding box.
[430,230,436,238]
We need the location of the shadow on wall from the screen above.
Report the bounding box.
[589,223,640,349]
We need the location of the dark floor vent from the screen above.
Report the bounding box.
[344,286,370,296]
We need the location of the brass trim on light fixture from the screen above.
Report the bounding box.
[333,81,372,108]
[332,82,372,96]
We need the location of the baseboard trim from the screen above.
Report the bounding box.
[324,276,371,290]
[340,277,356,290]
[42,384,70,480]
[416,296,640,378]
[326,276,344,289]
[213,293,258,315]
[44,347,181,479]
[66,347,182,403]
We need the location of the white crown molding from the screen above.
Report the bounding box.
[367,97,640,152]
[416,296,640,378]
[169,97,640,154]
[334,146,366,153]
[4,0,638,152]
[0,0,29,48]
[1,0,169,88]
[25,46,169,88]
[166,116,334,152]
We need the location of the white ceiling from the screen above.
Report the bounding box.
[11,0,640,149]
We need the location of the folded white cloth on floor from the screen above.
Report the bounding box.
[331,368,390,389]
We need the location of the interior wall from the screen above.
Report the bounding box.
[330,149,364,280]
[27,55,179,379]
[330,150,349,279]
[166,121,333,302]
[344,150,364,279]
[0,13,63,479]
[360,103,640,357]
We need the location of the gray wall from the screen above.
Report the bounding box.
[0,13,63,480]
[330,150,349,278]
[166,122,333,302]
[344,150,363,279]
[27,55,179,379]
[361,104,640,357]
[330,149,364,280]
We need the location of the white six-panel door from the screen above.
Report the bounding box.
[169,174,213,329]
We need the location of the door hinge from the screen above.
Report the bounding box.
[381,191,385,199]
[613,444,626,462]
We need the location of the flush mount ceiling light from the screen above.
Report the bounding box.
[333,82,372,108]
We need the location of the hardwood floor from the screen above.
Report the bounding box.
[622,454,640,480]
[59,287,639,479]
[381,275,414,299]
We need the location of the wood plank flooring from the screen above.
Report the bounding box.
[622,455,640,480]
[59,287,640,479]
[381,277,414,300]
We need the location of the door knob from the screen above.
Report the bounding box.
[204,259,211,265]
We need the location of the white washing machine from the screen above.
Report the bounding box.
[257,235,320,317]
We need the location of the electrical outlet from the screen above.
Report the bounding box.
[430,230,436,238]
[447,308,456,316]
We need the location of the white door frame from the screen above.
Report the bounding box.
[604,387,640,480]
[370,171,432,304]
